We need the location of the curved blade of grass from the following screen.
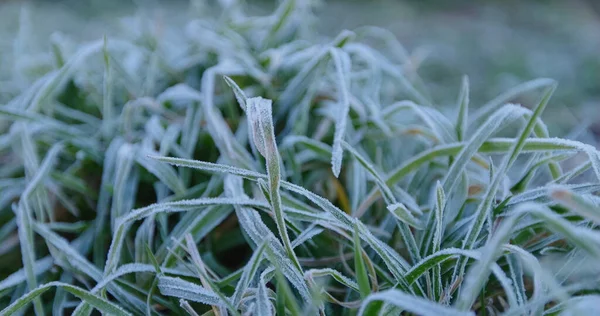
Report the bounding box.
[458,201,599,311]
[443,104,529,194]
[160,206,234,265]
[0,257,53,294]
[158,276,221,306]
[502,244,565,315]
[554,161,593,184]
[257,270,273,316]
[35,223,147,313]
[382,100,456,143]
[14,142,62,316]
[551,186,600,225]
[262,0,297,49]
[329,47,351,177]
[470,78,555,125]
[291,225,322,249]
[358,289,475,316]
[305,268,360,292]
[1,282,132,316]
[387,203,423,229]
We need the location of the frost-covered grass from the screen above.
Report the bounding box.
[1,1,600,315]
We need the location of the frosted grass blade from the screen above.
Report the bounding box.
[329,47,352,177]
[455,75,469,141]
[358,289,474,316]
[0,282,131,316]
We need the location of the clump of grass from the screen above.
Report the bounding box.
[1,1,600,315]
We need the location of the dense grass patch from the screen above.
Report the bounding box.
[1,1,600,315]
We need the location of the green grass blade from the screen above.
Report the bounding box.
[1,282,131,316]
[353,221,371,299]
[329,47,352,177]
[248,96,303,272]
[358,289,474,316]
[552,186,600,225]
[455,75,469,141]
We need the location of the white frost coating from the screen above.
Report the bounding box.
[305,268,360,292]
[158,276,221,305]
[246,97,267,157]
[329,47,352,178]
[0,257,53,292]
[387,203,423,229]
[0,281,132,316]
[358,289,475,316]
[256,271,273,316]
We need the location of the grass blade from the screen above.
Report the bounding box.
[247,96,303,272]
[358,289,474,316]
[329,47,352,177]
[1,282,131,316]
[455,75,469,141]
[353,221,371,299]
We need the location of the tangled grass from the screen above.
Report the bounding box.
[1,1,600,315]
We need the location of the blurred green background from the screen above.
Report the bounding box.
[1,0,599,142]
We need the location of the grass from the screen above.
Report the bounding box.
[1,0,600,315]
